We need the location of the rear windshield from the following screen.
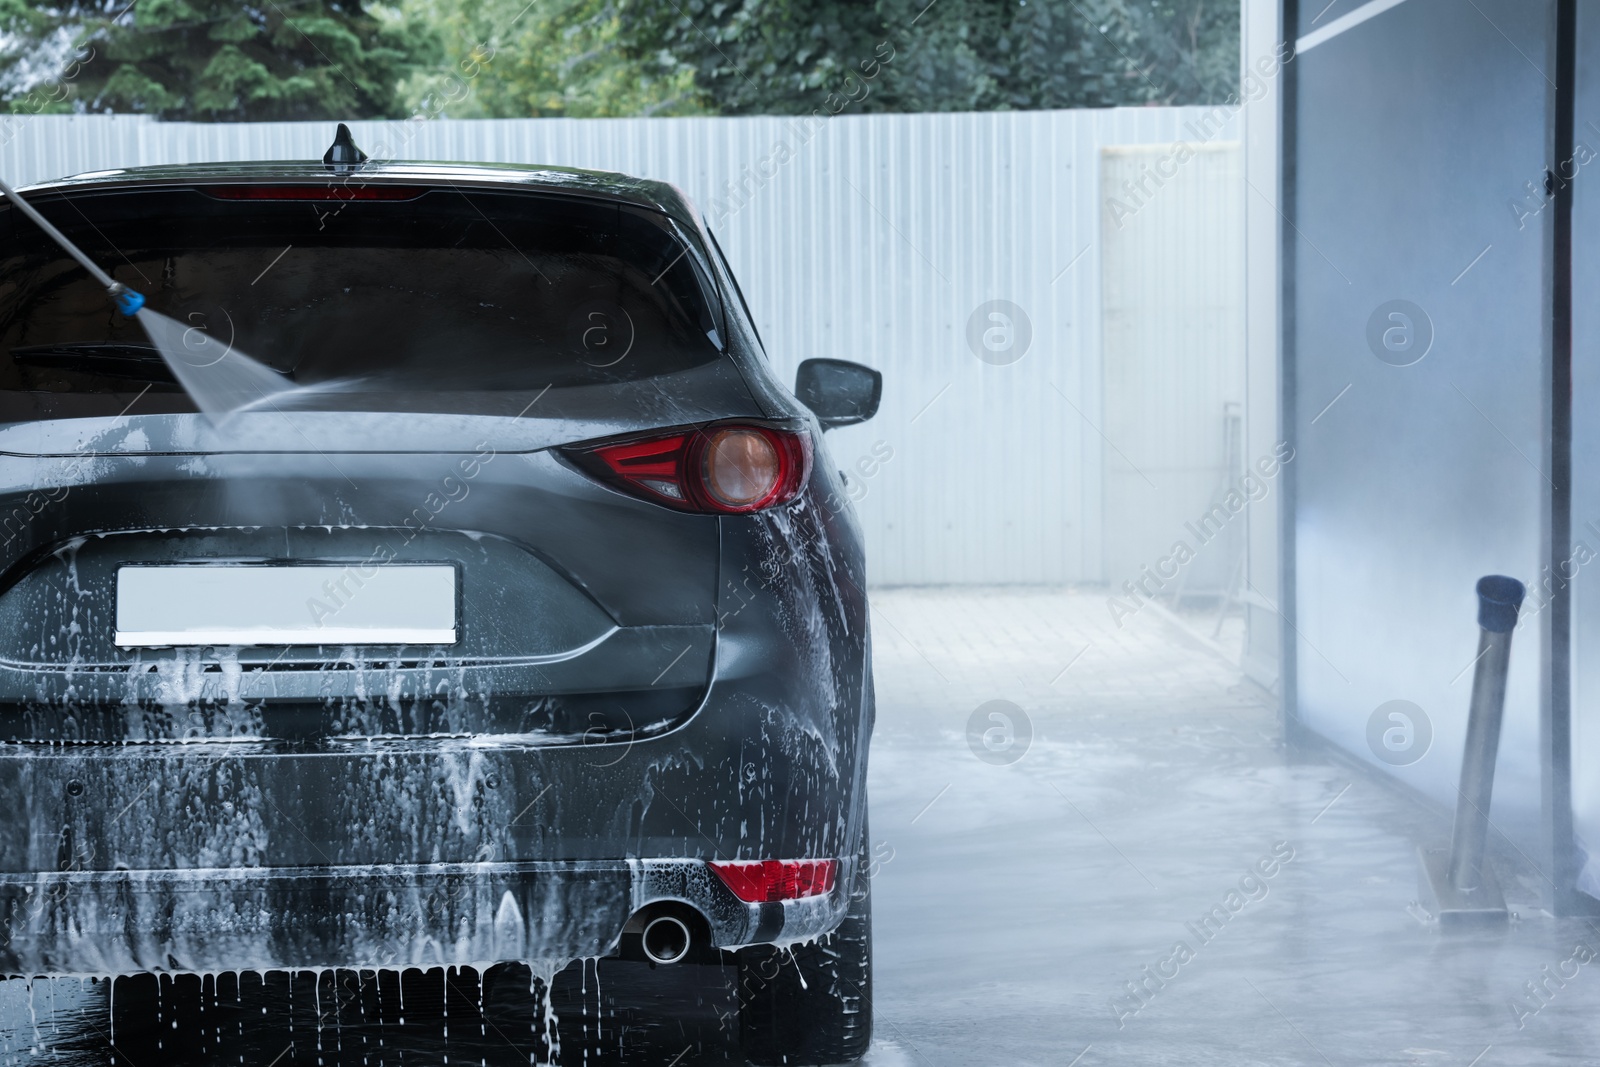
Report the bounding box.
[0,185,725,415]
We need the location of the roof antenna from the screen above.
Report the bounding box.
[323,123,368,172]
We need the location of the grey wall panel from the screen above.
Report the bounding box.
[1567,0,1600,891]
[1296,0,1416,44]
[1292,0,1552,830]
[1296,0,1368,37]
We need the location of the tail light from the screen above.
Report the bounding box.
[568,423,812,514]
[708,859,838,902]
[201,185,425,201]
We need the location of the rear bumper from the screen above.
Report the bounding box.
[0,454,874,978]
[0,622,712,742]
[0,858,853,977]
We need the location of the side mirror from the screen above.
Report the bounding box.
[794,358,882,429]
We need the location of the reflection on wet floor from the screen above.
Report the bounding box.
[867,588,1600,1066]
[5,962,745,1065]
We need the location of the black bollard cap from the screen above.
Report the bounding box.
[1477,575,1526,633]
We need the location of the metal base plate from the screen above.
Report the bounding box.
[1416,846,1507,926]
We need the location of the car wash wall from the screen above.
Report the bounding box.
[1279,0,1600,914]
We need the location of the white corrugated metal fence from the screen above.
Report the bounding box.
[0,109,1240,586]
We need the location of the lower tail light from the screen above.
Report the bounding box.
[708,859,838,902]
[569,423,812,514]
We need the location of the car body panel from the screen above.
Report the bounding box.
[0,157,873,977]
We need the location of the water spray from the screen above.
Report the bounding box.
[0,174,296,419]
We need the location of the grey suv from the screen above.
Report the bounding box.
[0,136,880,1064]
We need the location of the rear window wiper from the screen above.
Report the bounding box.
[11,342,177,384]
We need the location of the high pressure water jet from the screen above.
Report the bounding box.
[0,173,296,419]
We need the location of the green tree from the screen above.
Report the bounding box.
[605,0,890,114]
[391,0,1222,120]
[0,0,1239,120]
[385,0,706,119]
[0,0,435,120]
[603,0,1239,114]
[1115,0,1241,105]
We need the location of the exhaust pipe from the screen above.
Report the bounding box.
[640,913,693,966]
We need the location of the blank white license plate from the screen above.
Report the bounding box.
[115,564,457,648]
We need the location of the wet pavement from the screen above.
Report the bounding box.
[4,587,1599,1064]
[864,588,1599,1067]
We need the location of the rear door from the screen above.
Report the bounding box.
[0,179,758,744]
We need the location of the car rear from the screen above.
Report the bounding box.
[0,162,872,1002]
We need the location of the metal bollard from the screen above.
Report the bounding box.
[1446,576,1526,891]
[1417,574,1525,925]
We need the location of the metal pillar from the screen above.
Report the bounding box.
[1418,575,1526,925]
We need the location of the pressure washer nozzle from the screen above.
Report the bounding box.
[107,283,145,317]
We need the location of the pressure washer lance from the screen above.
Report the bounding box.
[0,174,145,317]
[0,174,303,418]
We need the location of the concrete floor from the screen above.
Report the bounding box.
[865,587,1600,1067]
[4,587,1599,1065]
